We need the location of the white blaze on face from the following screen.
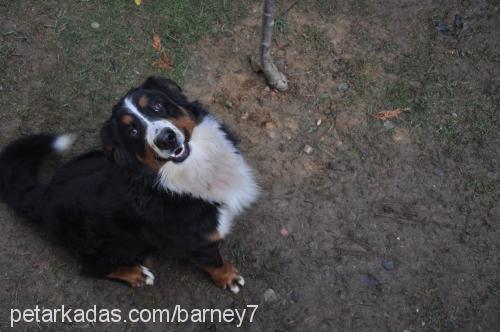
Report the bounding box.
[124,97,185,158]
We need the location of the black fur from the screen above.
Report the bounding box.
[0,77,230,281]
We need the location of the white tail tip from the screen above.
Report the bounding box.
[52,134,76,152]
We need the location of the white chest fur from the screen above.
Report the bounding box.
[157,116,258,238]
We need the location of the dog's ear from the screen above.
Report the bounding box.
[100,118,115,160]
[100,118,132,166]
[140,76,182,94]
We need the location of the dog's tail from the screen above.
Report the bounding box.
[0,134,75,221]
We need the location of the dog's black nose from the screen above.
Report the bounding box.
[155,128,177,150]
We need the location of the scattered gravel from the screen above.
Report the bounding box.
[382,259,395,271]
[327,159,348,172]
[362,273,380,289]
[291,290,302,303]
[263,288,278,302]
[436,21,450,33]
[453,15,464,29]
[338,82,349,93]
[383,120,395,129]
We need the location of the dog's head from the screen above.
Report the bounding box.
[101,76,201,170]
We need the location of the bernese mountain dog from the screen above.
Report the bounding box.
[0,76,258,293]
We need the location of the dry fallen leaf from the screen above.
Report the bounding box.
[372,107,410,121]
[151,32,174,71]
[152,53,174,71]
[152,33,161,52]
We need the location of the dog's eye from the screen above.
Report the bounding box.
[152,103,163,112]
[128,126,138,137]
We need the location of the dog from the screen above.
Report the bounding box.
[0,76,258,293]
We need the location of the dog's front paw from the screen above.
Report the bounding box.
[205,260,245,294]
[228,275,245,294]
[139,265,155,286]
[107,265,155,287]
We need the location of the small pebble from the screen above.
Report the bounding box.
[453,15,464,29]
[327,159,348,172]
[383,120,395,129]
[436,21,450,33]
[290,290,301,303]
[264,122,277,138]
[304,145,313,154]
[434,168,445,177]
[263,288,278,302]
[91,22,100,29]
[224,100,233,108]
[338,82,349,93]
[265,122,275,130]
[382,259,395,271]
[487,169,497,179]
[362,273,379,289]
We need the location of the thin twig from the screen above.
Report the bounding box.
[277,0,299,19]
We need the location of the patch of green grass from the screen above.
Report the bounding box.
[492,279,500,298]
[420,291,449,332]
[275,17,289,36]
[351,0,371,16]
[274,16,292,46]
[0,0,249,141]
[383,82,414,109]
[61,1,245,105]
[464,177,500,206]
[378,40,401,53]
[301,25,329,53]
[315,0,337,16]
[57,0,246,89]
[378,46,499,154]
[0,35,15,76]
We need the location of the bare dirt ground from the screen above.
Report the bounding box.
[0,0,499,331]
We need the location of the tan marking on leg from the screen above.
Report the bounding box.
[207,230,221,242]
[203,259,239,289]
[107,265,145,287]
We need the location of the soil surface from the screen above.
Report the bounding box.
[0,1,498,331]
